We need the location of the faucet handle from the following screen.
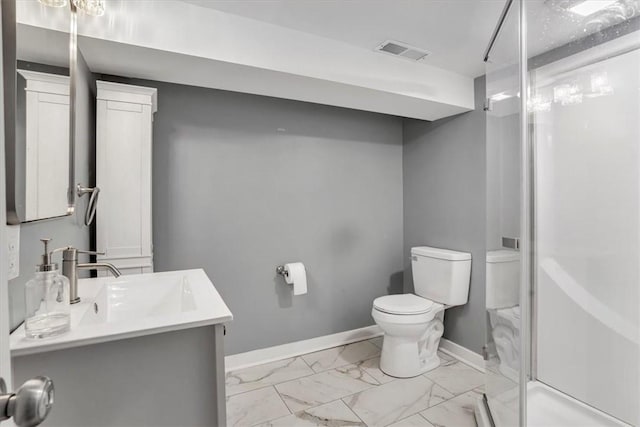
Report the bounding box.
[57,247,105,261]
[77,249,106,256]
[50,246,69,255]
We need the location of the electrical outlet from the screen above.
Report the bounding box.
[7,224,20,280]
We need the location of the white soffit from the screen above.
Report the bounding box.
[181,0,504,78]
[17,0,475,120]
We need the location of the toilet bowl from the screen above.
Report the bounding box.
[372,246,472,378]
[489,306,520,382]
[372,294,445,377]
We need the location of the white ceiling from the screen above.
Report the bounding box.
[20,0,633,121]
[180,0,507,78]
[18,0,478,121]
[180,1,640,76]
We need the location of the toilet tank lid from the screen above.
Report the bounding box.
[487,249,520,263]
[411,246,471,261]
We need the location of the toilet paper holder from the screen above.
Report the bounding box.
[276,265,288,278]
[276,263,308,296]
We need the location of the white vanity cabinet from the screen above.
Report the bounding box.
[96,81,157,275]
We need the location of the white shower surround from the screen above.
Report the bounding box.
[533,34,640,425]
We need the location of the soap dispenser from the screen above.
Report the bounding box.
[24,238,71,339]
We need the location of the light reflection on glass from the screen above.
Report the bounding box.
[528,93,552,112]
[554,82,583,105]
[589,71,614,97]
[72,0,105,16]
[38,0,68,7]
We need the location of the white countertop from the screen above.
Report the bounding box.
[11,269,233,357]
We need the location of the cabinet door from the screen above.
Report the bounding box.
[24,91,70,221]
[96,98,153,271]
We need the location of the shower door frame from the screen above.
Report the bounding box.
[518,1,534,424]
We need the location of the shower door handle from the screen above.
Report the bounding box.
[502,237,520,250]
[484,98,493,111]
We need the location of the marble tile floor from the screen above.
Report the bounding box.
[226,337,484,427]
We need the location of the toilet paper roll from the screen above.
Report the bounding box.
[284,262,307,296]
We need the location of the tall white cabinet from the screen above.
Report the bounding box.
[18,70,70,221]
[96,81,157,275]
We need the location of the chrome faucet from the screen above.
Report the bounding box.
[61,247,121,304]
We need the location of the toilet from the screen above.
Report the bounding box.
[372,246,472,378]
[486,249,520,382]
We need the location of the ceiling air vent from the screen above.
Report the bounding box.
[375,40,431,62]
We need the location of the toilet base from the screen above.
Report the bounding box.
[380,343,441,378]
[378,310,445,378]
[489,307,520,383]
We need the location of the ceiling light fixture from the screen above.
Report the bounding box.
[39,0,105,16]
[567,0,617,16]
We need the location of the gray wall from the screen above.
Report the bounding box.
[402,76,486,353]
[9,54,95,330]
[10,68,488,355]
[138,81,404,355]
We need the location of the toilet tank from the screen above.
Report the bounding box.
[411,246,472,306]
[486,249,520,309]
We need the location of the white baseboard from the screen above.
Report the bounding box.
[225,325,383,372]
[439,337,485,372]
[225,326,485,374]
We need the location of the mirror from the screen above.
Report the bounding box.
[3,0,75,224]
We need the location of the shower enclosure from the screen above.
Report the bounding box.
[479,0,640,426]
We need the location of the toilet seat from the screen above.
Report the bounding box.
[372,306,442,325]
[373,294,435,315]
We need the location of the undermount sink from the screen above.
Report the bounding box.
[79,275,197,326]
[10,269,233,356]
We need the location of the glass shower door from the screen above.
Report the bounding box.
[483,1,640,425]
[483,1,525,426]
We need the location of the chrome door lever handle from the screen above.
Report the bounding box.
[0,376,54,426]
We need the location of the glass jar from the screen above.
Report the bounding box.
[24,268,70,339]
